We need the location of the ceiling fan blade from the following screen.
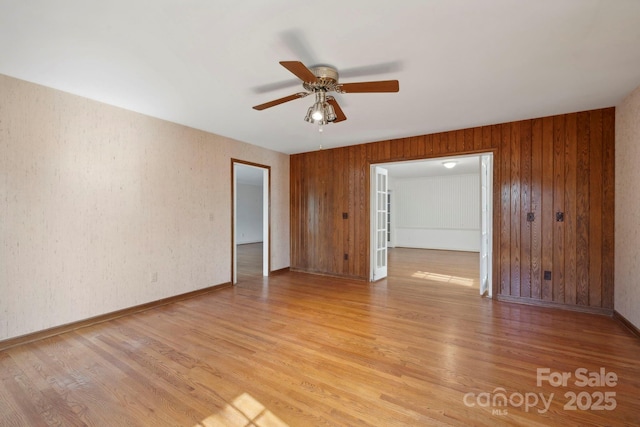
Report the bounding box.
[327,97,347,123]
[253,92,309,110]
[337,80,399,93]
[279,61,318,83]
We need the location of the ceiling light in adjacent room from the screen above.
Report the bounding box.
[443,161,457,169]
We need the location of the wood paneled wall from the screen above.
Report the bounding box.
[290,107,615,312]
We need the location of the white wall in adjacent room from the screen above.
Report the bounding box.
[236,183,263,244]
[391,174,480,252]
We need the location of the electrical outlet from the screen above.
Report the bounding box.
[151,272,158,283]
[344,253,349,261]
[544,271,551,280]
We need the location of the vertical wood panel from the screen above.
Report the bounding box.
[317,150,327,271]
[509,123,521,297]
[368,141,376,159]
[318,150,332,274]
[443,132,451,153]
[326,150,336,271]
[306,153,317,270]
[492,131,502,299]
[371,141,380,159]
[464,128,473,152]
[424,134,433,156]
[519,120,532,298]
[289,108,614,313]
[358,145,368,276]
[499,124,511,296]
[456,129,465,152]
[390,139,400,159]
[575,112,591,306]
[397,138,407,159]
[365,141,374,162]
[564,113,578,305]
[383,140,392,159]
[403,138,412,157]
[395,138,404,157]
[297,154,306,269]
[418,135,428,157]
[346,146,355,276]
[482,126,492,150]
[336,150,347,274]
[473,128,482,151]
[447,132,456,153]
[410,136,420,158]
[346,148,355,276]
[530,119,543,300]
[491,125,501,148]
[541,117,554,301]
[434,132,448,156]
[553,115,566,302]
[434,132,444,156]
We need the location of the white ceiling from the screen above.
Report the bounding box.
[1,1,640,155]
[384,155,480,179]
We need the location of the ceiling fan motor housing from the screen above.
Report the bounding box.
[303,66,339,92]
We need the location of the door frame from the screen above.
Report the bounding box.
[370,165,389,281]
[231,159,271,284]
[480,153,494,297]
[368,152,496,296]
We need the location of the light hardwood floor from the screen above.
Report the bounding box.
[389,247,480,289]
[237,243,264,282]
[1,249,639,426]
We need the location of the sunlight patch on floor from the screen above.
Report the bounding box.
[411,270,476,287]
[194,392,288,427]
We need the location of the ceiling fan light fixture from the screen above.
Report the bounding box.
[304,91,336,125]
[311,106,324,121]
[304,105,313,122]
[304,104,324,124]
[324,102,336,122]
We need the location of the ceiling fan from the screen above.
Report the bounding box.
[252,61,399,125]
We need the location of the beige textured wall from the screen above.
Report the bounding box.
[0,74,289,340]
[615,84,640,329]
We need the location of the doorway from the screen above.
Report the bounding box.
[370,153,493,297]
[232,160,270,284]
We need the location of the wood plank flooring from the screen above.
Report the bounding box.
[237,243,263,282]
[389,247,480,289]
[1,249,639,426]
